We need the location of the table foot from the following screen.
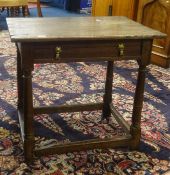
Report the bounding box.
[129,126,141,150]
[24,138,34,163]
[99,118,110,124]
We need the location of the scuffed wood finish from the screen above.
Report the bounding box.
[24,39,142,63]
[16,45,23,110]
[34,103,103,115]
[7,17,166,163]
[7,16,165,42]
[35,135,132,156]
[130,40,153,149]
[102,61,114,121]
[23,68,34,162]
[137,0,170,68]
[110,104,130,134]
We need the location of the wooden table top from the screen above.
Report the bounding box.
[7,16,166,42]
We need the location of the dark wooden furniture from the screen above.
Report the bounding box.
[92,0,170,68]
[0,0,42,17]
[36,0,42,17]
[7,16,165,163]
[137,0,170,68]
[27,0,42,17]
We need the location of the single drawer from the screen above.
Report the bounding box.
[30,40,142,62]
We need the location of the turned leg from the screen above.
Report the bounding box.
[22,6,26,16]
[23,69,34,163]
[102,61,114,122]
[22,6,25,16]
[26,5,30,16]
[16,46,23,111]
[130,40,152,149]
[37,0,43,17]
[130,64,146,149]
[13,7,18,16]
[10,7,14,16]
[7,7,10,16]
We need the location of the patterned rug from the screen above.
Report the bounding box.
[0,31,170,174]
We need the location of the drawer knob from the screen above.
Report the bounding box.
[55,47,62,59]
[118,43,125,56]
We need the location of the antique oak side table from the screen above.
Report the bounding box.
[7,17,166,163]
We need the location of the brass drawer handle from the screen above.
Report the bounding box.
[55,47,62,59]
[118,43,125,56]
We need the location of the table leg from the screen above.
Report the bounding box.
[37,0,42,17]
[23,69,34,163]
[130,64,146,149]
[22,5,29,16]
[102,61,114,122]
[16,46,23,110]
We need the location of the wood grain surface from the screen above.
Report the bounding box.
[7,16,166,42]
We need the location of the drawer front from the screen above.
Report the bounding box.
[30,40,142,62]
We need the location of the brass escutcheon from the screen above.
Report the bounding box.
[55,47,62,59]
[118,43,125,56]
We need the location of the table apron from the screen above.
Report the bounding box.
[19,39,142,64]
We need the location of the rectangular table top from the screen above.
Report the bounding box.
[7,16,166,42]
